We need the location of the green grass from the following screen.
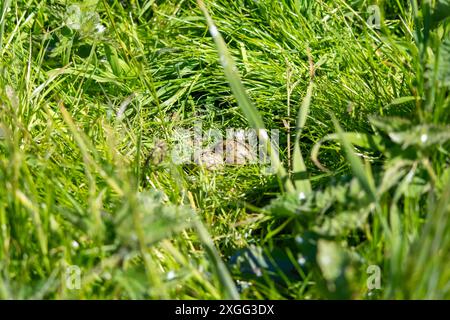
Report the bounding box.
[0,0,449,299]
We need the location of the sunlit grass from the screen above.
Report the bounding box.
[0,0,448,299]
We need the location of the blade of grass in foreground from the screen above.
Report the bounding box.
[332,116,392,239]
[0,0,11,53]
[197,0,294,193]
[409,171,450,298]
[194,221,240,300]
[293,81,313,194]
[331,115,377,202]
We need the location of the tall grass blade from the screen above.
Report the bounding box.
[194,220,240,300]
[0,0,11,54]
[292,81,313,194]
[331,115,377,202]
